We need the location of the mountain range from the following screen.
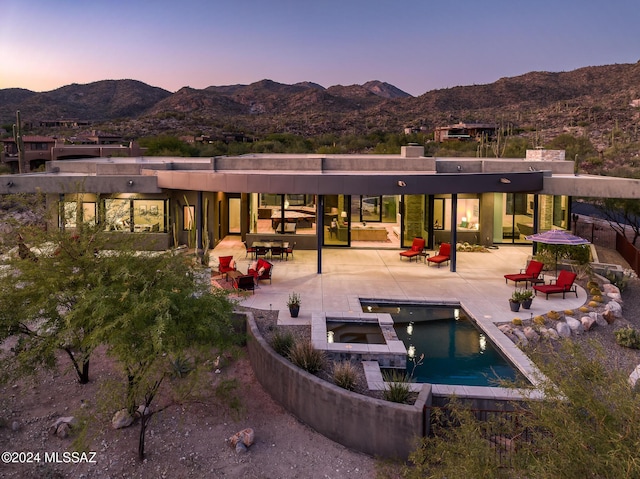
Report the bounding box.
[2,62,640,153]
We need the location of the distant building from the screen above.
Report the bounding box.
[0,135,56,172]
[434,122,497,142]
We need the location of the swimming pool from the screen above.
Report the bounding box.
[361,301,525,387]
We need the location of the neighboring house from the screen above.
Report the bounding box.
[0,135,57,172]
[2,145,640,273]
[434,122,497,142]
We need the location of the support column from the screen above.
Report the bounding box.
[450,194,457,272]
[532,195,540,255]
[317,195,323,274]
[196,191,203,259]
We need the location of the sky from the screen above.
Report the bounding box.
[1,0,639,97]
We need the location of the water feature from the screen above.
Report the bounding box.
[361,300,526,387]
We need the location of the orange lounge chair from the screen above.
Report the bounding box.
[399,237,425,262]
[533,270,578,299]
[427,243,451,267]
[504,260,544,287]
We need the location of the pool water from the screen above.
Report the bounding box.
[326,320,385,344]
[361,301,524,387]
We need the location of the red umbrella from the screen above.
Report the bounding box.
[525,230,590,277]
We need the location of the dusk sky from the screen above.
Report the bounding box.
[2,0,639,97]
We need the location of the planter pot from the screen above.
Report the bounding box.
[509,300,521,312]
[522,298,533,309]
[289,305,300,318]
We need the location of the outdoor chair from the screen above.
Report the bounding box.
[234,274,255,294]
[504,260,544,287]
[218,255,236,279]
[533,270,578,299]
[427,243,451,267]
[399,237,425,262]
[243,241,256,259]
[285,241,296,261]
[248,258,273,284]
[270,245,284,261]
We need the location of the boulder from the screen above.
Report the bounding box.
[512,329,529,346]
[580,316,596,331]
[523,326,539,342]
[603,283,621,295]
[50,416,78,438]
[228,428,255,448]
[605,301,623,318]
[591,312,608,327]
[556,322,572,338]
[565,316,584,334]
[547,328,560,340]
[111,409,134,429]
[607,292,622,302]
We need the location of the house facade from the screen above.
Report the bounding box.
[3,145,640,272]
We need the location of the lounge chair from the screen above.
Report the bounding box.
[243,241,256,259]
[504,260,544,287]
[218,255,236,279]
[248,258,273,284]
[427,243,451,267]
[533,270,578,299]
[399,237,425,262]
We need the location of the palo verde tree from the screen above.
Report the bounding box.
[90,249,238,460]
[0,204,118,385]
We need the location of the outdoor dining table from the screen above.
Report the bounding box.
[250,241,289,260]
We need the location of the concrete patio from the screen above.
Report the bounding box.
[211,236,587,326]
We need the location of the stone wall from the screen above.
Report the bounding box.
[244,312,431,460]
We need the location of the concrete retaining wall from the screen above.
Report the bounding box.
[245,312,431,460]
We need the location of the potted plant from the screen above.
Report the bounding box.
[509,290,523,312]
[520,289,535,309]
[287,292,301,318]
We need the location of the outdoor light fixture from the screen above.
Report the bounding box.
[6,181,13,187]
[127,180,134,186]
[457,165,462,171]
[407,322,414,335]
[397,180,406,187]
[499,177,511,184]
[408,345,416,358]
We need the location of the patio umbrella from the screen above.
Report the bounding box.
[525,230,590,277]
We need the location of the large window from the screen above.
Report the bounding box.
[103,198,166,232]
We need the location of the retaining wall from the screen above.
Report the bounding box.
[245,312,432,460]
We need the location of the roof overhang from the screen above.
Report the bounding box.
[542,174,640,199]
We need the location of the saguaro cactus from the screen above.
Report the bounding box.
[12,110,27,173]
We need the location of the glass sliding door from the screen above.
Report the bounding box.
[324,194,349,246]
[402,195,427,248]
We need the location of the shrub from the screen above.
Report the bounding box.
[512,318,523,325]
[271,330,294,357]
[589,287,602,295]
[170,355,193,378]
[333,361,358,391]
[382,370,413,404]
[579,306,590,313]
[288,341,325,374]
[592,295,603,303]
[564,309,575,316]
[547,310,560,320]
[533,315,546,325]
[588,301,599,308]
[615,326,640,349]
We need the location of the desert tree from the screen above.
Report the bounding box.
[91,248,239,460]
[0,201,115,384]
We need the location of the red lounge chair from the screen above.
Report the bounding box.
[218,255,236,279]
[399,237,425,262]
[248,258,273,284]
[504,260,544,287]
[533,270,578,299]
[427,243,451,267]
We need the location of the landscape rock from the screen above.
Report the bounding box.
[11,420,20,431]
[512,328,528,346]
[50,416,78,438]
[556,322,572,338]
[565,316,584,334]
[607,292,622,302]
[592,312,608,327]
[228,428,255,448]
[546,328,560,340]
[523,326,539,342]
[603,283,621,295]
[580,316,596,331]
[604,301,623,318]
[111,409,134,429]
[602,310,617,324]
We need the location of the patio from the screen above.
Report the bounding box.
[211,236,587,327]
